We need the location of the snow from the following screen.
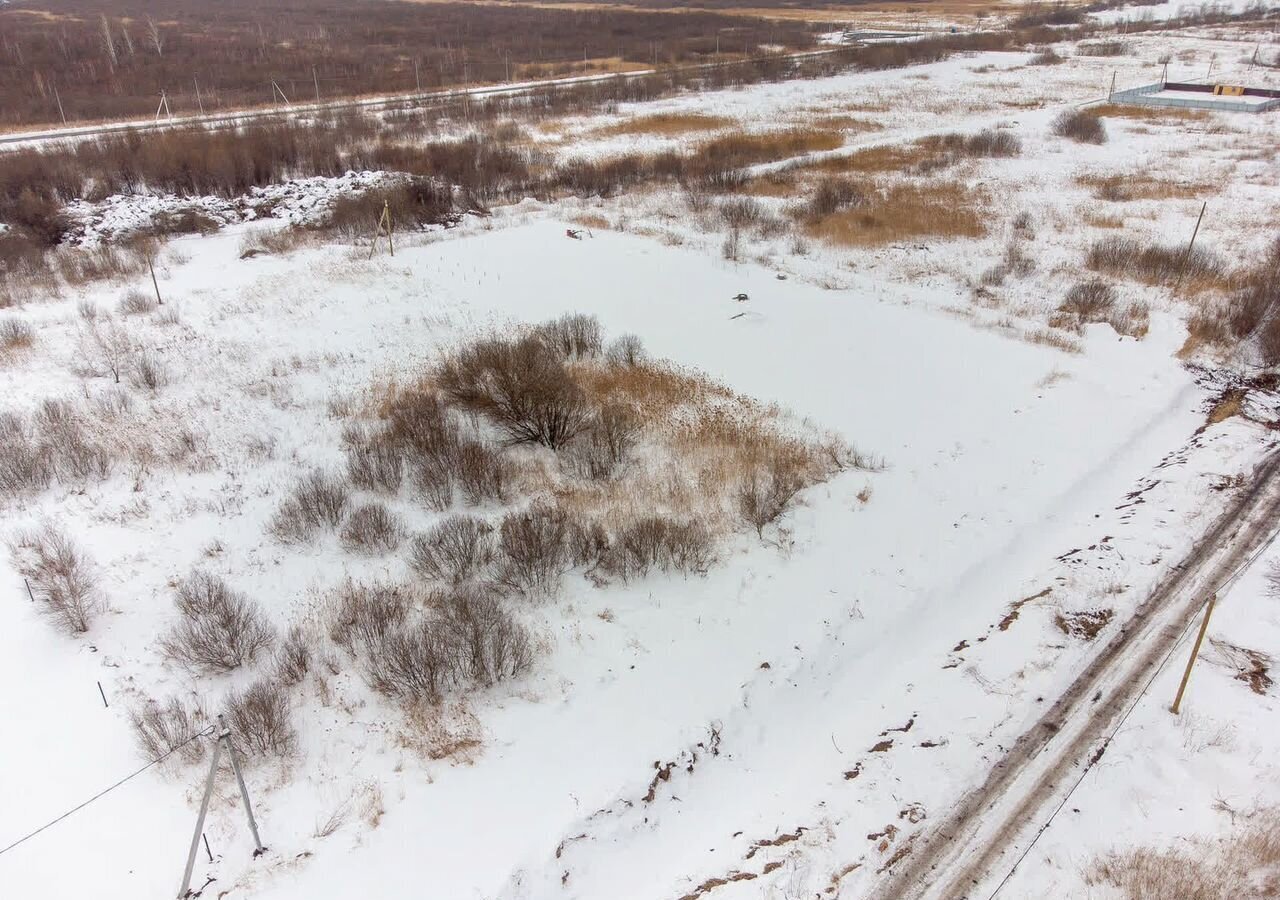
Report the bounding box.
[1089,0,1269,25]
[2,17,1279,900]
[1148,87,1276,104]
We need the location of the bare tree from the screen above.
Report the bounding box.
[84,316,132,384]
[146,17,164,57]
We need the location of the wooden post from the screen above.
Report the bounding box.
[53,85,67,125]
[1107,70,1116,101]
[1161,61,1168,86]
[415,58,422,93]
[313,66,320,104]
[148,255,163,306]
[1171,595,1215,714]
[193,76,205,116]
[25,578,34,602]
[385,201,394,257]
[1173,202,1207,297]
[97,681,109,708]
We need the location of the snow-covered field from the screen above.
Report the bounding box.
[2,15,1279,900]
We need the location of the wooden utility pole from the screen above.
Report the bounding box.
[53,85,67,124]
[1172,202,1208,296]
[1171,595,1216,714]
[368,200,394,259]
[148,255,163,306]
[193,76,205,116]
[1107,70,1116,101]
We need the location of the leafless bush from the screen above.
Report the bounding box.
[718,197,765,229]
[569,517,611,569]
[10,525,106,633]
[76,300,100,321]
[385,389,460,462]
[129,696,208,764]
[130,351,169,391]
[1060,278,1117,321]
[804,177,867,220]
[438,586,534,686]
[118,288,157,316]
[363,620,456,702]
[274,624,312,686]
[455,440,510,505]
[227,679,296,758]
[0,412,54,495]
[567,403,640,480]
[1028,47,1063,65]
[1077,40,1129,57]
[271,470,351,542]
[605,334,646,368]
[721,226,741,262]
[343,424,404,492]
[160,571,276,673]
[83,316,133,384]
[0,316,34,352]
[497,504,574,597]
[410,516,496,583]
[329,579,411,654]
[340,502,404,554]
[437,334,591,449]
[600,516,713,581]
[1086,236,1224,286]
[737,457,807,537]
[535,313,603,359]
[1052,109,1107,144]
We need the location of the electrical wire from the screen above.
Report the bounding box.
[0,724,216,860]
[985,508,1280,899]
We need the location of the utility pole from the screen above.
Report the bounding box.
[177,715,265,899]
[193,76,205,116]
[1172,202,1208,297]
[1107,70,1116,101]
[148,254,163,306]
[53,85,67,125]
[312,65,320,104]
[1171,595,1216,714]
[415,58,421,93]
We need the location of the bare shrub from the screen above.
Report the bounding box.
[272,470,350,542]
[118,288,157,316]
[160,571,275,673]
[364,620,456,701]
[410,516,496,583]
[129,696,208,764]
[0,316,34,352]
[83,316,133,384]
[0,412,54,495]
[340,502,404,555]
[329,579,411,654]
[1060,279,1117,321]
[438,586,534,686]
[455,440,510,505]
[535,313,603,359]
[1076,40,1129,57]
[804,177,867,220]
[437,334,591,449]
[601,516,713,581]
[718,197,764,229]
[605,333,646,368]
[567,403,640,480]
[385,389,460,462]
[1052,109,1107,144]
[569,517,611,569]
[130,351,169,391]
[1028,47,1063,65]
[10,525,105,633]
[1086,236,1224,288]
[226,679,296,758]
[1055,607,1114,640]
[343,424,404,492]
[497,504,574,597]
[274,624,312,686]
[737,457,807,537]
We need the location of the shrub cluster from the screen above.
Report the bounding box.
[129,696,208,764]
[1086,236,1224,286]
[10,525,106,633]
[272,470,351,542]
[1052,110,1107,145]
[160,571,276,673]
[0,400,115,497]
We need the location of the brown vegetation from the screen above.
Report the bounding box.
[804,180,988,247]
[1077,173,1210,202]
[160,571,276,673]
[9,525,106,633]
[1052,109,1107,144]
[599,112,734,137]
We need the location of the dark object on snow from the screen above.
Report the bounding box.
[239,247,263,260]
[565,229,583,240]
[732,293,749,302]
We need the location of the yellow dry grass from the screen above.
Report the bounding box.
[1077,173,1212,202]
[1093,103,1209,123]
[598,112,733,137]
[805,180,988,247]
[1083,210,1126,229]
[515,56,651,79]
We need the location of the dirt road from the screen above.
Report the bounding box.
[872,444,1280,900]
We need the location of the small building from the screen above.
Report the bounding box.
[1110,80,1280,113]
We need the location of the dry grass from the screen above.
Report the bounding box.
[1083,210,1126,229]
[804,180,988,247]
[1087,806,1280,899]
[1207,389,1246,425]
[599,112,733,137]
[1093,103,1208,123]
[1077,173,1211,202]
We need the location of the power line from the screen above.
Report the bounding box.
[986,504,1280,899]
[0,725,215,860]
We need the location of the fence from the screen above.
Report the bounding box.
[1110,80,1280,114]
